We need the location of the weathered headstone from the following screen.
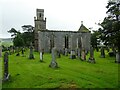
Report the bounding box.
[29,43,34,59]
[88,47,95,63]
[115,52,120,63]
[65,48,68,56]
[49,47,58,68]
[100,47,105,58]
[3,52,10,81]
[81,49,86,61]
[40,52,43,62]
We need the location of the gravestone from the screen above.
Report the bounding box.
[65,48,68,56]
[88,47,95,63]
[29,43,34,59]
[81,49,86,61]
[49,47,58,68]
[0,46,2,57]
[70,50,76,59]
[3,52,10,81]
[115,52,120,63]
[40,52,43,62]
[77,48,81,59]
[100,47,105,58]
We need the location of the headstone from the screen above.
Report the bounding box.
[65,48,68,56]
[62,48,65,55]
[100,47,105,58]
[29,43,34,59]
[70,50,76,59]
[40,52,43,62]
[77,48,81,59]
[81,49,86,61]
[3,52,10,81]
[88,47,95,63]
[115,52,120,63]
[49,47,58,68]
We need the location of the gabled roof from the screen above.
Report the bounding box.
[78,22,90,33]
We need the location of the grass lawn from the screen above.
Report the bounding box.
[0,50,119,88]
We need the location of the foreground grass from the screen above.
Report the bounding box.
[1,50,119,88]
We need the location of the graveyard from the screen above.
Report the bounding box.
[1,49,119,88]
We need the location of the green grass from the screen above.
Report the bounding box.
[0,50,119,88]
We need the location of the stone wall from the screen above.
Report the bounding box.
[38,30,91,53]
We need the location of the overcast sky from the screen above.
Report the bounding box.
[0,0,108,38]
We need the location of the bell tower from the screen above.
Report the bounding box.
[34,9,47,51]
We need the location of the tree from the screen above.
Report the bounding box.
[91,30,100,50]
[13,33,24,47]
[8,28,24,47]
[99,0,120,62]
[21,25,34,46]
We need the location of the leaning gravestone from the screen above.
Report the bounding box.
[40,52,43,62]
[49,47,58,68]
[29,43,34,59]
[81,49,86,61]
[3,52,10,81]
[88,47,95,63]
[100,47,105,58]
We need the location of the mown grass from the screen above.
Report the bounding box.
[0,50,119,88]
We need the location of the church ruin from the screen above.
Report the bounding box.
[34,9,91,53]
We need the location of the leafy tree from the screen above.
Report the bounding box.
[8,28,24,47]
[13,33,24,47]
[99,0,120,52]
[91,30,100,50]
[21,25,34,46]
[99,0,120,62]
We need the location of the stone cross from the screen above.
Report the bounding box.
[81,49,86,61]
[88,46,95,63]
[49,47,58,68]
[40,52,43,62]
[100,47,105,58]
[3,52,10,81]
[29,43,34,59]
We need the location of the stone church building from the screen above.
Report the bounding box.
[34,9,91,53]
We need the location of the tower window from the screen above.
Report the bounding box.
[39,13,41,17]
